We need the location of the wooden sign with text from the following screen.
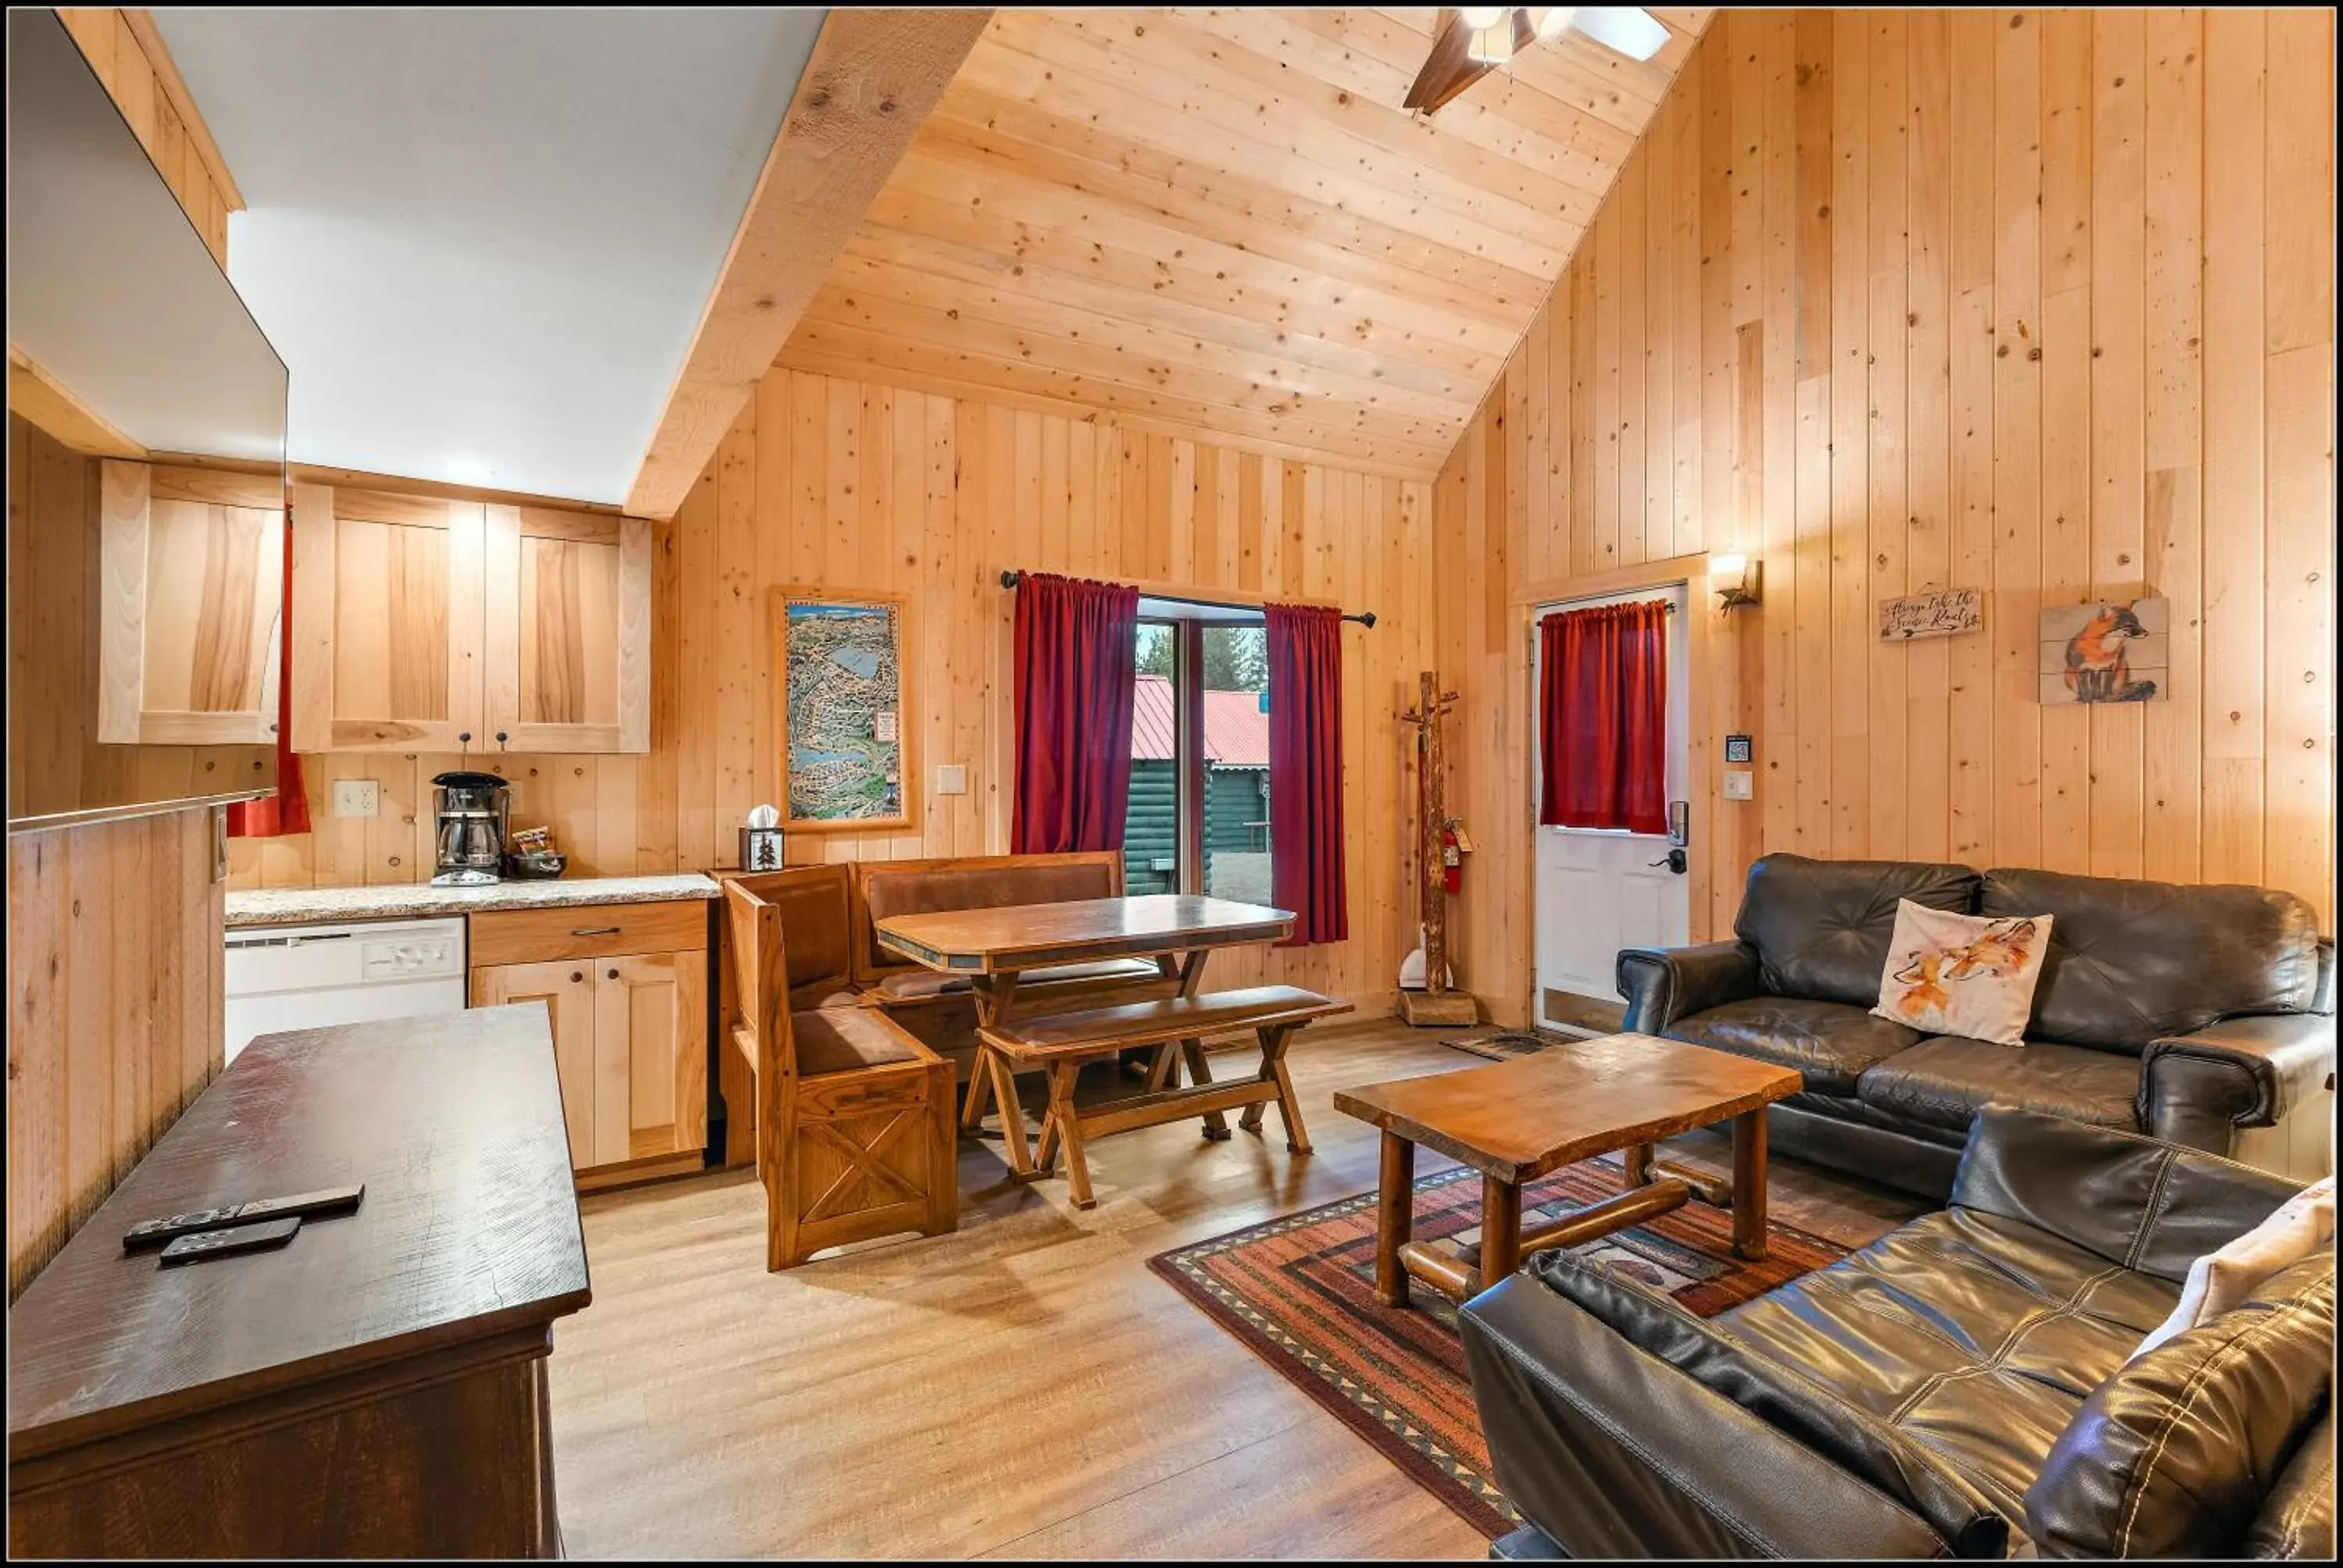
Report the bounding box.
[1878,587,1982,642]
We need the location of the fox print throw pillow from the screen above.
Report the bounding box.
[1871,899,2054,1047]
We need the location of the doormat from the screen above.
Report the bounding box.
[1147,1159,1846,1538]
[1440,1030,1557,1062]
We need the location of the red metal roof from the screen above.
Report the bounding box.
[1131,674,1268,766]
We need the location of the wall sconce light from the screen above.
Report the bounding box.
[1711,553,1762,611]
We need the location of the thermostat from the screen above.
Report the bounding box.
[1724,734,1753,764]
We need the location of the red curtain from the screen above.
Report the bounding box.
[1538,600,1667,834]
[227,508,311,839]
[1011,572,1139,853]
[1266,603,1347,946]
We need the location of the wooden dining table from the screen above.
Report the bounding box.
[872,893,1298,1176]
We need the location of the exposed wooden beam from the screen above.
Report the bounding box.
[119,9,246,212]
[623,7,990,520]
[8,344,147,459]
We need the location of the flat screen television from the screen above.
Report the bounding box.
[7,8,288,832]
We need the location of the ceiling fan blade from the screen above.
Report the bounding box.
[1567,6,1671,62]
[1403,8,1496,114]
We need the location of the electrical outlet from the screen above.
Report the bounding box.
[935,764,968,796]
[1722,769,1755,801]
[333,779,381,818]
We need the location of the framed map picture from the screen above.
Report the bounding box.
[772,586,915,832]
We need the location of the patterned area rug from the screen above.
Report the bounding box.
[1148,1158,1849,1538]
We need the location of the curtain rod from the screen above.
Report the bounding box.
[1542,598,1676,615]
[998,569,1375,628]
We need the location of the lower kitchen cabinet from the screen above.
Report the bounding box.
[469,900,709,1188]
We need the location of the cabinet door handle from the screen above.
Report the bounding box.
[569,971,583,983]
[571,925,621,936]
[606,967,619,980]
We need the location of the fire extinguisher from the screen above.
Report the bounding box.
[1440,819,1474,894]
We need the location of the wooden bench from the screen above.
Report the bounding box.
[725,877,957,1270]
[976,985,1352,1208]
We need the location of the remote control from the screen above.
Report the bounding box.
[122,1184,365,1252]
[157,1215,301,1267]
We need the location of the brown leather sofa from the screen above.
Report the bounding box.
[1618,854,2336,1199]
[1462,1107,2337,1559]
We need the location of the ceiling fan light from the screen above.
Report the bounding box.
[1535,6,1577,41]
[1459,6,1510,27]
[1466,27,1514,66]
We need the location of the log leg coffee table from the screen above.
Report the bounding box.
[1331,1034,1802,1306]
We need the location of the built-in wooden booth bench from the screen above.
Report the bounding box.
[715,850,1180,1168]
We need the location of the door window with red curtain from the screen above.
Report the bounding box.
[1265,602,1346,946]
[1538,600,1668,835]
[1011,572,1140,854]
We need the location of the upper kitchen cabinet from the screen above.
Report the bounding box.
[290,481,483,752]
[483,505,651,754]
[98,461,285,747]
[291,484,650,755]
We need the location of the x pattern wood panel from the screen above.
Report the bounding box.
[779,7,1713,477]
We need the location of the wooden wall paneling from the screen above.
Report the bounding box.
[1991,9,2045,872]
[2261,10,2338,926]
[8,808,223,1300]
[1946,11,1996,865]
[1422,9,2336,1014]
[1789,10,1833,857]
[1903,10,1952,864]
[1759,12,1797,858]
[2086,9,2147,882]
[2142,9,2205,885]
[1863,10,1910,864]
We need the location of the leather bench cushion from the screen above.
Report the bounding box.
[1980,868,2326,1053]
[861,861,1120,969]
[1663,997,1924,1096]
[1723,1206,2179,1526]
[1855,1034,2141,1135]
[793,1007,922,1076]
[871,957,1161,1003]
[2024,1252,2334,1558]
[1735,853,1981,1007]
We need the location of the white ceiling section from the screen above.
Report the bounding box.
[153,7,826,504]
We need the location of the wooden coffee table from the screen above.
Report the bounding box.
[1332,1034,1802,1307]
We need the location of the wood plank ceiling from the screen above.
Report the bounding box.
[777,7,1713,479]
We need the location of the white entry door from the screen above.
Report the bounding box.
[1533,582,1692,1027]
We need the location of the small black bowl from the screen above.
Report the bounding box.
[502,850,568,880]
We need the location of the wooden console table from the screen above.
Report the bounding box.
[8,1006,590,1558]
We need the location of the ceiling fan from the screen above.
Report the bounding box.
[1403,7,1672,115]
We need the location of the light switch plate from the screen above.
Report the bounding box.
[1722,769,1755,801]
[935,764,968,796]
[333,779,381,818]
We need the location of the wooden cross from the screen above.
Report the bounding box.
[1396,670,1471,1024]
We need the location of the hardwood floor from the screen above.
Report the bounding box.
[548,1019,1925,1559]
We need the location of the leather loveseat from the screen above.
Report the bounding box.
[1618,854,2336,1198]
[1461,1107,2336,1559]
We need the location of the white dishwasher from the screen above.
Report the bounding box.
[223,917,469,1064]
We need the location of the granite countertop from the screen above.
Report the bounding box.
[225,873,723,928]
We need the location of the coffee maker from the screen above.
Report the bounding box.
[430,771,511,886]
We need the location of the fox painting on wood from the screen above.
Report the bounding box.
[2038,597,2170,704]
